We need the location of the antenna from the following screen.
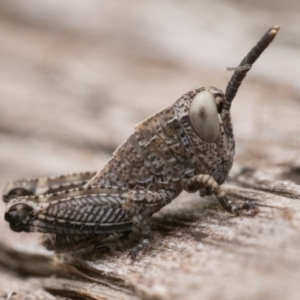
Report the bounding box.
[224,25,280,111]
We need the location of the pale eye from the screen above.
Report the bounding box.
[189,91,220,142]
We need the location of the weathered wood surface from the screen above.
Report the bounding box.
[0,1,299,299]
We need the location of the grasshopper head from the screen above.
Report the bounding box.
[188,25,280,143]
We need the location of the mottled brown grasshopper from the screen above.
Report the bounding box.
[3,26,279,258]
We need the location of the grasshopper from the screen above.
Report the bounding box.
[3,26,279,258]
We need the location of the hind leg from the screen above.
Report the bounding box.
[42,232,126,253]
[5,185,175,258]
[2,171,97,202]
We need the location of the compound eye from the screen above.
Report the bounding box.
[189,91,220,142]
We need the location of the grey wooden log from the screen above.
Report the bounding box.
[1,176,300,300]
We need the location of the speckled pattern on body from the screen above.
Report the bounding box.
[2,26,279,258]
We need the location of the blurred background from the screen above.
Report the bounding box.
[0,1,300,299]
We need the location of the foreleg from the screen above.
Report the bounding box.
[184,174,257,214]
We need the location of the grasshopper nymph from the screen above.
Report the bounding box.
[3,26,279,258]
